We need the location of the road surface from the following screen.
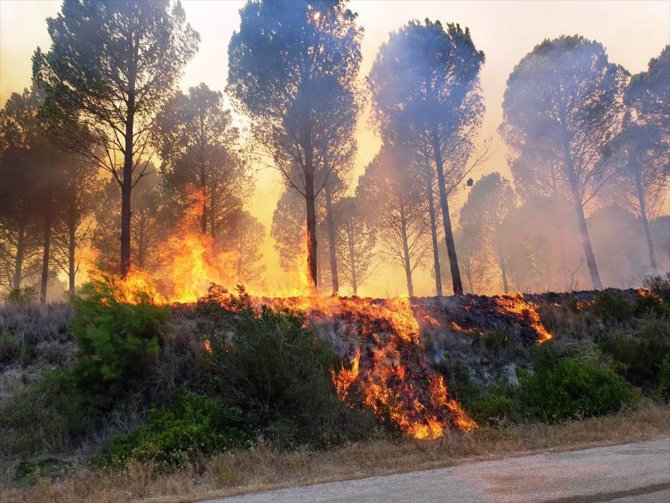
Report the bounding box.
[205,437,670,503]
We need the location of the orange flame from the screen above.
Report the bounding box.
[275,295,477,438]
[495,294,552,344]
[106,188,476,439]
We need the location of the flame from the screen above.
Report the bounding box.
[277,295,477,438]
[111,186,319,304]
[495,294,552,344]
[105,188,476,438]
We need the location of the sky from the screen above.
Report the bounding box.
[1,0,669,296]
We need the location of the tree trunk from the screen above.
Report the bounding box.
[424,163,442,296]
[67,200,76,294]
[399,205,414,297]
[569,180,603,289]
[120,92,135,278]
[304,162,318,291]
[635,171,658,271]
[431,132,463,295]
[12,219,26,290]
[40,180,53,304]
[496,241,509,294]
[199,160,208,234]
[347,222,358,296]
[324,183,339,295]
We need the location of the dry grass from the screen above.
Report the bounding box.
[2,401,669,503]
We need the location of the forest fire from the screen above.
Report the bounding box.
[270,295,477,438]
[102,191,569,438]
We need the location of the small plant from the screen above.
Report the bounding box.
[599,314,670,387]
[484,327,511,360]
[518,349,634,422]
[5,287,38,307]
[0,371,88,456]
[654,354,670,403]
[468,384,520,424]
[198,287,377,448]
[99,390,246,469]
[70,276,169,410]
[592,289,635,323]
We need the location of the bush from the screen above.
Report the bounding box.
[198,288,377,448]
[70,276,169,410]
[468,385,520,424]
[654,354,670,403]
[592,289,635,322]
[518,350,635,422]
[644,273,670,303]
[599,315,670,387]
[0,371,88,456]
[99,390,246,469]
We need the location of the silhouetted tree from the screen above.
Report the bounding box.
[501,35,628,289]
[34,0,199,277]
[607,122,668,272]
[51,153,99,293]
[358,146,429,297]
[369,20,485,295]
[0,87,60,302]
[627,46,670,137]
[154,83,250,236]
[589,205,650,287]
[228,0,362,289]
[92,176,166,273]
[333,195,376,296]
[499,196,582,292]
[0,90,42,293]
[607,46,670,272]
[272,188,306,274]
[459,173,516,293]
[221,209,266,287]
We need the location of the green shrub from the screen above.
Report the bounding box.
[198,288,377,448]
[99,390,246,469]
[592,289,635,322]
[436,354,479,408]
[654,354,670,403]
[70,276,169,410]
[0,371,89,456]
[468,385,520,424]
[599,315,670,387]
[518,350,635,422]
[484,327,512,360]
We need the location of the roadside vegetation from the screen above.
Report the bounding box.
[1,274,669,502]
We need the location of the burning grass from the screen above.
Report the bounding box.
[2,401,669,503]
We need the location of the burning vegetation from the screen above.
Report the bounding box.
[98,190,564,438]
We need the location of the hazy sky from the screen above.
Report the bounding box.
[1,0,668,296]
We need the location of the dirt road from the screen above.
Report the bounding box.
[206,437,670,503]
